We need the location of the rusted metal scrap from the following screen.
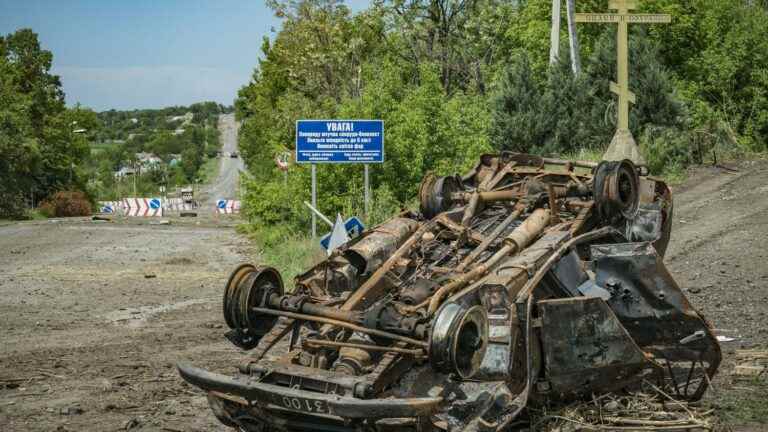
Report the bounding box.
[178,152,721,432]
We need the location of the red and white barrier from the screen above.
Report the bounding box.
[124,198,163,217]
[98,201,125,214]
[163,198,196,212]
[216,199,241,214]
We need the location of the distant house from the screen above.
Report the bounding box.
[168,154,182,166]
[114,166,136,179]
[172,128,185,135]
[129,118,138,124]
[135,152,163,172]
[166,112,193,125]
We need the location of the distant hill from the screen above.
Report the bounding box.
[95,101,233,143]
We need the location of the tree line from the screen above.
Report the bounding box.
[0,27,231,217]
[235,0,768,240]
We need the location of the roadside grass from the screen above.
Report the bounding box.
[237,224,324,292]
[25,209,48,220]
[717,375,768,426]
[0,209,50,224]
[89,141,114,155]
[561,148,604,163]
[198,155,220,184]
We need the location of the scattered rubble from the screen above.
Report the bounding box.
[734,350,768,377]
[532,386,721,431]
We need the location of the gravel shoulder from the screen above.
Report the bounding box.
[0,219,252,431]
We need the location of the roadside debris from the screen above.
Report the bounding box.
[532,386,719,431]
[124,417,142,430]
[734,349,768,377]
[59,406,84,415]
[91,215,112,222]
[178,152,721,431]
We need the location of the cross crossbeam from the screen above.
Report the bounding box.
[575,13,671,23]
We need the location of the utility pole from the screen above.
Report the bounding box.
[549,0,562,65]
[565,0,582,76]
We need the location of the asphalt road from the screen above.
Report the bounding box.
[200,113,244,211]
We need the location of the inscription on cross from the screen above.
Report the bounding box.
[576,0,671,165]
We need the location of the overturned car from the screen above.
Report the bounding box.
[178,152,721,432]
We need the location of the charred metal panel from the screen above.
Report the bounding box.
[591,242,721,399]
[539,297,656,395]
[542,249,588,297]
[627,205,663,243]
[592,243,716,353]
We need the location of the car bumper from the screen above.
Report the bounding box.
[178,364,443,431]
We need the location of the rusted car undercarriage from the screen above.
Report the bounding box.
[178,152,721,432]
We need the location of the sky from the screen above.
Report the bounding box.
[0,0,370,111]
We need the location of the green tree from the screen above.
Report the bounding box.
[0,29,89,218]
[491,29,684,160]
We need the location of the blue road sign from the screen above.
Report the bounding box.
[320,217,366,250]
[217,199,227,209]
[296,120,383,163]
[149,198,161,209]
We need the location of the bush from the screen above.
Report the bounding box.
[39,191,92,217]
[0,189,27,220]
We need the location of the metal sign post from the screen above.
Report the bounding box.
[303,200,334,227]
[364,164,370,216]
[311,164,317,238]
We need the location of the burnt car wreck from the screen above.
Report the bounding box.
[178,152,721,432]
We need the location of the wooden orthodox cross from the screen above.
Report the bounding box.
[576,0,671,165]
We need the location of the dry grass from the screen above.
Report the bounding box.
[531,383,727,432]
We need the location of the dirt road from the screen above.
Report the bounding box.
[0,220,251,431]
[666,160,768,347]
[0,160,766,431]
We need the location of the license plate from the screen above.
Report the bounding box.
[270,394,329,414]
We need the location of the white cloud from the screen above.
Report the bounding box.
[53,65,251,111]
